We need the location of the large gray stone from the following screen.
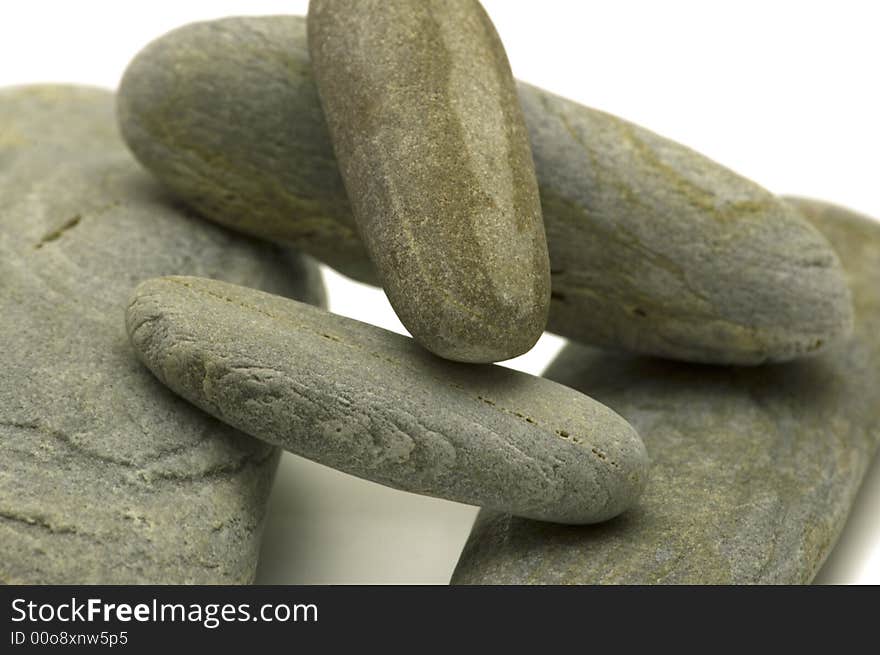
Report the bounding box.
[126,277,648,524]
[0,85,324,583]
[451,198,880,584]
[308,0,550,363]
[117,15,853,365]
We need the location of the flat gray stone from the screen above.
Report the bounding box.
[307,0,550,363]
[0,85,325,583]
[117,15,853,364]
[126,277,648,524]
[451,198,880,584]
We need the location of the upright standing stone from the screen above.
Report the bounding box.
[451,198,880,584]
[307,0,551,363]
[0,85,324,583]
[117,15,853,364]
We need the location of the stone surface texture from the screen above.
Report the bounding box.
[117,15,853,365]
[308,0,550,362]
[451,198,880,584]
[524,92,851,364]
[126,276,647,524]
[0,85,324,583]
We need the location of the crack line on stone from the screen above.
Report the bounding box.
[34,214,81,249]
[0,508,79,536]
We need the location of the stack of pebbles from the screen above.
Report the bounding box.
[2,1,875,584]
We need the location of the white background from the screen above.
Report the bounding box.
[1,0,877,583]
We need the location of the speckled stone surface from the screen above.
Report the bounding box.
[307,0,550,363]
[126,276,647,524]
[117,15,853,365]
[0,85,325,583]
[451,199,880,584]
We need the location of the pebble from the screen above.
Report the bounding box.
[117,15,854,364]
[125,276,648,524]
[451,198,880,584]
[0,85,325,583]
[307,0,550,362]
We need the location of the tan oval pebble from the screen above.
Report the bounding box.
[307,0,551,363]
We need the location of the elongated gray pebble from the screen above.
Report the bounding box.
[0,85,325,583]
[307,0,550,363]
[117,15,853,364]
[451,199,880,584]
[126,277,648,524]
